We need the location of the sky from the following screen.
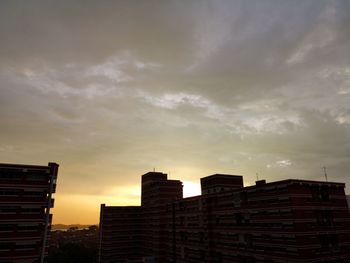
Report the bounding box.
[1,0,350,224]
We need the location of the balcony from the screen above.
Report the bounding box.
[0,214,45,222]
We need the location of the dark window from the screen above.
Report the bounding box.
[0,173,22,180]
[312,186,321,201]
[200,232,204,242]
[240,192,248,204]
[321,186,330,201]
[0,206,18,213]
[200,250,205,261]
[320,234,329,248]
[245,234,253,247]
[214,252,222,263]
[239,256,256,263]
[0,242,13,251]
[235,213,243,225]
[21,207,43,214]
[17,225,40,232]
[23,191,45,197]
[0,224,14,232]
[330,234,339,247]
[0,189,21,196]
[312,185,330,202]
[25,174,47,182]
[15,243,37,250]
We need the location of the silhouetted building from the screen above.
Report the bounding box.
[99,172,183,263]
[99,205,142,263]
[141,172,183,262]
[0,162,59,263]
[99,172,350,263]
[200,174,243,195]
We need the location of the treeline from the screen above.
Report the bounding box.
[48,226,98,263]
[48,242,97,263]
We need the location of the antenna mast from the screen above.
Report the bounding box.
[323,166,328,182]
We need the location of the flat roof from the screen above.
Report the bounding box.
[0,162,58,169]
[174,178,346,202]
[201,174,243,179]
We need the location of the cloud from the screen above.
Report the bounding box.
[85,57,131,83]
[1,0,350,223]
[267,160,292,169]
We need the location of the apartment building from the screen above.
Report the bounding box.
[99,205,142,263]
[99,172,183,263]
[168,176,350,263]
[0,162,59,263]
[99,172,350,263]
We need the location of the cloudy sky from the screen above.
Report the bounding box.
[1,0,350,224]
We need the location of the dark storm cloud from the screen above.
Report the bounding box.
[1,0,350,222]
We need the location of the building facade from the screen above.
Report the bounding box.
[0,162,59,263]
[168,177,350,263]
[99,172,350,263]
[99,172,183,263]
[99,205,142,263]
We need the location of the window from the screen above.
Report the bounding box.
[21,207,42,214]
[23,191,45,197]
[319,234,338,249]
[0,173,22,180]
[0,189,21,196]
[0,224,14,232]
[17,224,40,232]
[26,174,47,182]
[312,185,330,202]
[321,186,330,201]
[0,206,18,214]
[0,242,13,251]
[235,213,243,225]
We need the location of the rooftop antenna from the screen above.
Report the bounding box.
[153,168,155,172]
[256,172,259,181]
[323,166,328,182]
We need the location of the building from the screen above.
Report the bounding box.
[99,172,183,263]
[0,162,59,263]
[99,172,350,263]
[99,205,142,263]
[168,176,350,263]
[141,172,183,261]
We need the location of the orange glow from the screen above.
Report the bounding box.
[52,186,141,225]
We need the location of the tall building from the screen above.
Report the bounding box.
[99,172,350,263]
[0,162,59,263]
[99,172,183,263]
[140,172,183,262]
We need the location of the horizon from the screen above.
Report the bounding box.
[1,0,350,224]
[50,168,350,226]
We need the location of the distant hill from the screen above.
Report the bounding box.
[52,224,98,231]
